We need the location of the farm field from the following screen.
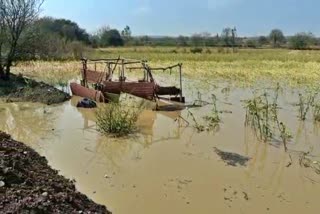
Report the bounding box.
[13,47,320,86]
[1,47,320,213]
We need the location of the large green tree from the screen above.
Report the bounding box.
[121,25,132,45]
[269,29,285,48]
[98,27,124,47]
[176,35,188,46]
[35,17,90,44]
[221,27,232,47]
[258,36,269,46]
[221,27,237,48]
[14,16,90,60]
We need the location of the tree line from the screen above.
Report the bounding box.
[29,18,318,51]
[0,0,319,80]
[23,18,320,53]
[127,29,318,50]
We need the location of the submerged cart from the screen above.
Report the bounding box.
[70,57,185,103]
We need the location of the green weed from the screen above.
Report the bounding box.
[96,103,140,137]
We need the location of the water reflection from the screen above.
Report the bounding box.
[0,102,59,148]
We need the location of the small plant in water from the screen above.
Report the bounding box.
[313,103,320,122]
[204,94,221,130]
[96,103,140,137]
[278,122,292,152]
[192,91,210,106]
[297,91,318,121]
[187,110,205,132]
[188,94,221,133]
[244,93,275,141]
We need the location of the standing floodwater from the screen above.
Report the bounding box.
[1,81,320,214]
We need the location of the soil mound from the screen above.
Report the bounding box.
[0,74,70,105]
[0,132,110,214]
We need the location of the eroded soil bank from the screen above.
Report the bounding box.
[0,74,70,105]
[0,132,110,214]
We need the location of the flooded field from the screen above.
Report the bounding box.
[1,75,320,213]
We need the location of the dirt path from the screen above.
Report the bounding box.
[0,132,110,214]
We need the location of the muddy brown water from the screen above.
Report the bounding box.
[1,80,320,214]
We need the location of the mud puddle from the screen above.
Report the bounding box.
[1,81,320,214]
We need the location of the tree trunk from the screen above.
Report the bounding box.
[0,65,4,80]
[4,61,11,80]
[0,44,4,79]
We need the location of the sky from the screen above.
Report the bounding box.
[42,0,319,36]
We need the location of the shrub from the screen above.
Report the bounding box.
[217,47,225,53]
[66,41,86,59]
[170,49,178,54]
[245,39,258,48]
[205,48,212,54]
[289,32,315,50]
[96,103,140,137]
[190,47,203,54]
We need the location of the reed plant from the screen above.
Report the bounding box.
[244,88,292,149]
[313,103,320,122]
[297,91,318,121]
[203,94,221,129]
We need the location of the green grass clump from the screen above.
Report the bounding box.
[96,103,140,137]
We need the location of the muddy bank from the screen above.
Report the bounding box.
[0,74,70,105]
[0,132,110,214]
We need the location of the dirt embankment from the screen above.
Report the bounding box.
[0,74,70,105]
[0,132,110,214]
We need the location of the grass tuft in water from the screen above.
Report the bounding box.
[96,103,140,137]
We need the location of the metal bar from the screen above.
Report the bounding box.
[86,58,124,62]
[106,63,111,80]
[111,57,121,77]
[127,67,145,70]
[150,64,181,70]
[179,63,183,102]
[121,59,125,81]
[109,61,143,65]
[127,64,181,71]
[84,58,147,63]
[82,59,88,87]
